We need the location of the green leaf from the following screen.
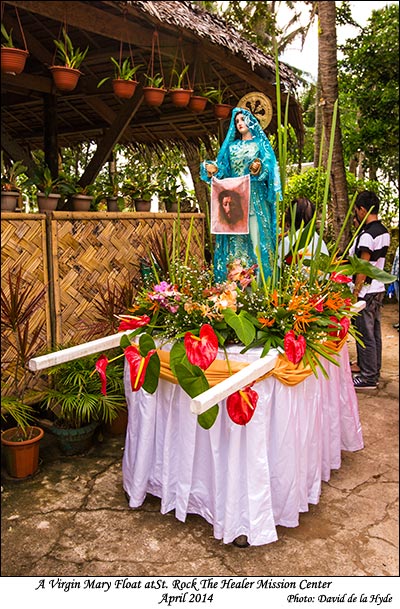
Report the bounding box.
[222,309,256,346]
[139,333,156,355]
[120,335,131,349]
[338,255,396,283]
[175,363,209,398]
[197,404,219,429]
[142,352,160,394]
[169,341,190,376]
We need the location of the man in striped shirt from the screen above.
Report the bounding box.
[349,191,390,390]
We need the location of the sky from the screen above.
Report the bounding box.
[278,1,398,81]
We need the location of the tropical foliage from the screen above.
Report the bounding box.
[53,28,88,70]
[97,56,143,87]
[93,207,395,430]
[338,4,399,188]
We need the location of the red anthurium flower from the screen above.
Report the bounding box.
[328,315,350,340]
[117,314,151,332]
[309,295,325,312]
[330,272,352,284]
[227,385,258,425]
[283,330,306,364]
[95,354,109,396]
[184,323,219,370]
[124,345,156,392]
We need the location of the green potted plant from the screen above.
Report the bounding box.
[98,57,143,99]
[202,85,232,119]
[68,182,97,211]
[188,86,209,114]
[124,179,154,212]
[1,23,29,75]
[1,153,27,211]
[142,72,167,107]
[169,65,193,107]
[27,162,73,211]
[1,268,46,478]
[41,352,126,455]
[103,172,123,211]
[50,28,88,92]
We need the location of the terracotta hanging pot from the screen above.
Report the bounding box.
[213,103,233,120]
[169,88,193,108]
[49,66,82,92]
[1,47,29,75]
[112,79,138,99]
[1,426,44,479]
[142,86,167,107]
[37,192,61,212]
[188,95,208,113]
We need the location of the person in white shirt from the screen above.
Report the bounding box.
[348,191,390,390]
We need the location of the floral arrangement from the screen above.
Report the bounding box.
[94,238,389,429]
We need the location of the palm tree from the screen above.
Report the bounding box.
[318,1,350,249]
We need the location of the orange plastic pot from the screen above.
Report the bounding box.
[1,47,29,75]
[188,95,207,113]
[112,79,138,99]
[142,87,167,107]
[1,426,44,479]
[213,103,233,120]
[170,89,193,108]
[49,66,82,92]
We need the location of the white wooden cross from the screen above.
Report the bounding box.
[28,301,365,416]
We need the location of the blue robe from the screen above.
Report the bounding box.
[200,107,281,283]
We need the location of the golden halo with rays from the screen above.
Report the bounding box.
[237,92,273,130]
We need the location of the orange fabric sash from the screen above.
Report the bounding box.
[157,336,347,388]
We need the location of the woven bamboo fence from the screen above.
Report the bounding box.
[1,213,51,397]
[1,212,205,397]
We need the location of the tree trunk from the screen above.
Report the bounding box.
[313,65,323,167]
[318,1,350,251]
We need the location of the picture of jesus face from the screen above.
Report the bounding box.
[219,190,243,226]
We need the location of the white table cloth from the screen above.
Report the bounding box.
[122,343,364,546]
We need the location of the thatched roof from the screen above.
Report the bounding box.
[128,1,298,89]
[1,0,304,168]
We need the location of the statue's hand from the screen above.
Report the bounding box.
[249,158,262,175]
[205,163,218,178]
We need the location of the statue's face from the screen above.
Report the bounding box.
[235,113,250,138]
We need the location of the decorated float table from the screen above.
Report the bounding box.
[122,342,364,546]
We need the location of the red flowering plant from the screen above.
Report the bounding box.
[94,211,395,429]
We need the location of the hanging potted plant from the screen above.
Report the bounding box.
[169,65,193,108]
[1,22,29,75]
[1,268,46,478]
[202,86,233,119]
[97,56,143,99]
[142,72,167,107]
[188,87,208,113]
[50,28,88,92]
[1,154,27,211]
